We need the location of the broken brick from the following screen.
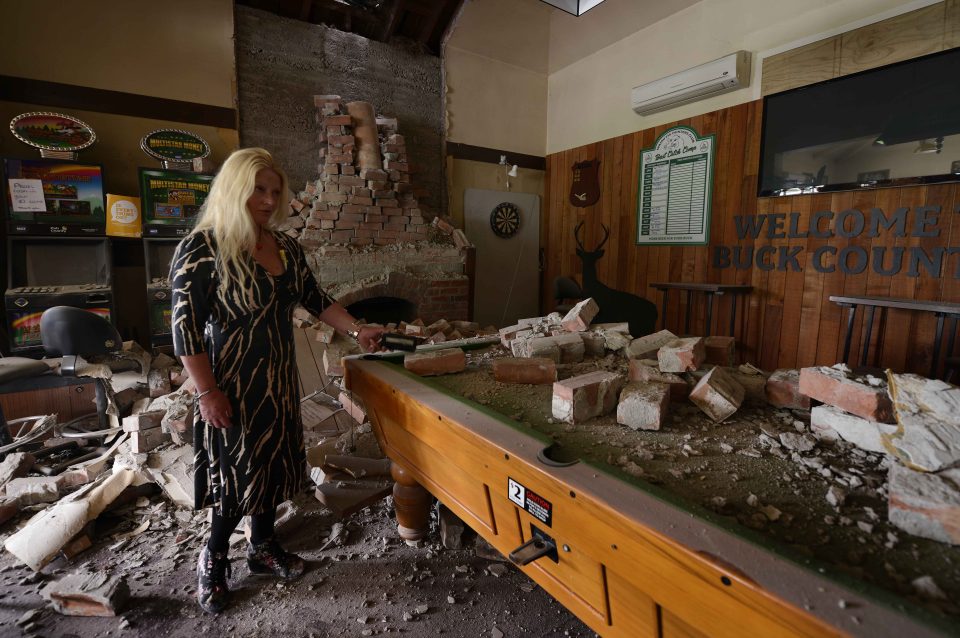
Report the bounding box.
[617,381,670,431]
[46,572,129,617]
[765,369,811,410]
[527,333,584,364]
[323,349,345,377]
[628,361,690,401]
[492,357,557,384]
[338,391,367,423]
[704,336,736,366]
[313,322,336,344]
[130,427,171,454]
[554,333,585,363]
[560,297,599,332]
[689,367,744,422]
[657,337,706,373]
[580,332,606,357]
[498,323,525,347]
[524,335,560,362]
[450,320,479,336]
[426,319,451,335]
[121,411,164,433]
[624,329,677,360]
[552,371,624,424]
[404,349,466,376]
[61,533,93,560]
[111,387,142,415]
[799,366,894,423]
[439,504,466,550]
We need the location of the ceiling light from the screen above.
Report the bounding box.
[539,0,607,16]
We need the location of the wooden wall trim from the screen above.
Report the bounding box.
[0,75,238,129]
[761,1,958,96]
[447,142,546,170]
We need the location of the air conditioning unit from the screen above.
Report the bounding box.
[631,51,751,116]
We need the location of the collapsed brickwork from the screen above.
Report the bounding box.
[278,96,469,324]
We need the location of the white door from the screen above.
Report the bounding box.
[464,189,540,328]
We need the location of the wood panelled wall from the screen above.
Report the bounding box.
[542,100,960,375]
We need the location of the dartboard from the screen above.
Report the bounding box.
[490,202,521,238]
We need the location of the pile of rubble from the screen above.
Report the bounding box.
[493,299,960,547]
[293,310,497,379]
[403,297,960,612]
[0,329,418,619]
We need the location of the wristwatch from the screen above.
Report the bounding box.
[346,323,361,341]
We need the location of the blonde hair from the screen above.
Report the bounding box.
[192,147,290,295]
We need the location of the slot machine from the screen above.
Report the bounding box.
[138,129,213,347]
[2,112,115,355]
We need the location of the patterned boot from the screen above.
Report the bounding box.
[197,545,232,614]
[247,538,305,580]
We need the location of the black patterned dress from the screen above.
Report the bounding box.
[170,229,335,517]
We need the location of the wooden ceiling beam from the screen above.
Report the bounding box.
[236,0,460,53]
[298,0,313,21]
[417,0,445,44]
[380,0,405,41]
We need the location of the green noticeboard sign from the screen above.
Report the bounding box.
[636,126,715,246]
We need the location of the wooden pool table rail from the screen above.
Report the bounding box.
[344,358,948,638]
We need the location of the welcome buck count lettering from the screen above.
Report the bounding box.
[712,206,960,278]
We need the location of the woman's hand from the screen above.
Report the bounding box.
[357,326,384,353]
[198,388,233,429]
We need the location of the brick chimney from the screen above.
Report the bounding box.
[280,95,471,325]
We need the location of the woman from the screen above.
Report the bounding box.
[170,147,382,614]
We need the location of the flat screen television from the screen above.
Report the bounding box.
[139,168,213,237]
[2,158,106,235]
[759,47,960,196]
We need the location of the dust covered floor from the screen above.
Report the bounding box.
[0,493,593,637]
[428,346,960,626]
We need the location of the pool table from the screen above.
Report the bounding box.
[343,354,952,638]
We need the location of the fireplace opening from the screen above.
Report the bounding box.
[347,296,418,325]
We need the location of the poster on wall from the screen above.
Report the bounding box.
[636,126,714,246]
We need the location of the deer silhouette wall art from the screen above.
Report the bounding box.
[575,221,658,337]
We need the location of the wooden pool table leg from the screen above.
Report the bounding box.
[391,462,431,545]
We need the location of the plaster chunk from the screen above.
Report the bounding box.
[810,405,897,454]
[888,462,960,545]
[884,373,960,472]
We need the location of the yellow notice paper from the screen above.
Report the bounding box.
[106,194,142,238]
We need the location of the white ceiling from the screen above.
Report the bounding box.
[445,0,702,75]
[546,0,702,73]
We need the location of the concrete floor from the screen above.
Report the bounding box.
[0,492,595,638]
